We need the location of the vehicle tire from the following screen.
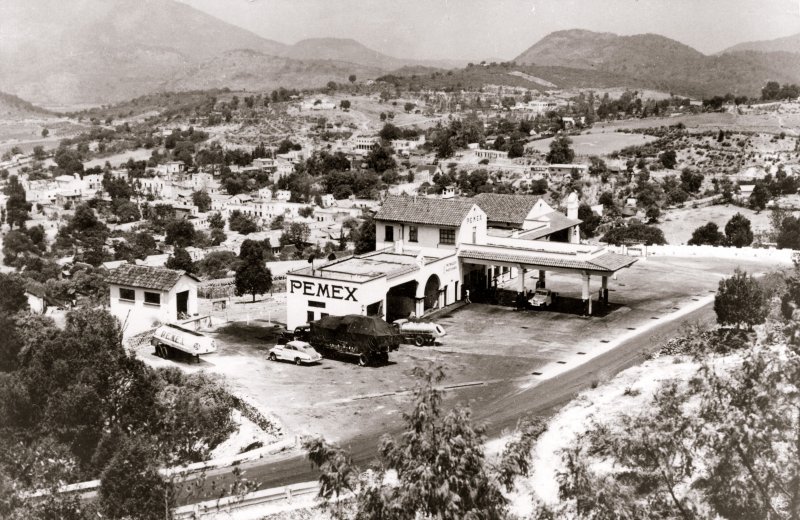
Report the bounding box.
[269,353,277,361]
[295,358,302,366]
[358,354,368,367]
[414,336,425,347]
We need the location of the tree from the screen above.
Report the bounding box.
[234,240,272,301]
[164,219,195,248]
[602,221,667,246]
[54,147,84,175]
[348,74,357,84]
[208,212,225,230]
[353,216,375,254]
[404,102,415,113]
[298,206,314,218]
[41,128,49,138]
[55,203,109,266]
[724,213,753,247]
[197,250,238,279]
[645,205,661,223]
[546,135,574,164]
[228,210,259,235]
[340,99,351,110]
[659,150,677,169]
[0,274,29,315]
[714,269,767,330]
[749,182,770,211]
[100,437,173,520]
[165,247,195,274]
[4,176,29,229]
[279,222,310,249]
[304,367,537,519]
[365,145,396,173]
[578,204,601,238]
[191,190,212,212]
[688,222,726,246]
[679,168,703,193]
[776,215,800,250]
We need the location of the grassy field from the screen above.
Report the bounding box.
[594,110,800,135]
[658,203,773,245]
[527,131,658,156]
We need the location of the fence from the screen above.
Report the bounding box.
[608,244,799,263]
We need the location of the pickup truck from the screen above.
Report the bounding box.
[528,288,557,308]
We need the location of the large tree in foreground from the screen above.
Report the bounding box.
[304,367,545,520]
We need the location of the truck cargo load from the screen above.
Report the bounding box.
[308,314,399,366]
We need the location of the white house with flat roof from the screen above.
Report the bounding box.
[106,264,200,337]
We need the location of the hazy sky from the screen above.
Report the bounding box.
[178,0,800,60]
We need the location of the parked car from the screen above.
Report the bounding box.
[528,288,557,308]
[269,340,322,365]
[292,324,311,341]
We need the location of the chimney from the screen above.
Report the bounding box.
[566,191,579,220]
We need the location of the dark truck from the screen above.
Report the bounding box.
[306,315,399,366]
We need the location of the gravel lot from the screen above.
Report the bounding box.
[132,256,782,443]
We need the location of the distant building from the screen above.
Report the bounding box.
[475,149,508,160]
[106,264,200,338]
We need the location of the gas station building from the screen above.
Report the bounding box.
[285,194,636,330]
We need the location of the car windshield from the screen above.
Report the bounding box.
[535,289,548,295]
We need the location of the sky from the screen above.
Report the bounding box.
[177,0,800,61]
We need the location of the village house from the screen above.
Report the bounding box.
[106,264,200,338]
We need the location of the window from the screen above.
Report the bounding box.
[439,228,456,245]
[144,291,161,306]
[320,313,329,318]
[119,288,135,302]
[384,225,394,242]
[307,311,315,323]
[409,226,418,243]
[308,301,326,308]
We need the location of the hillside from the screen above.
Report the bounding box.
[376,63,642,92]
[722,32,800,55]
[514,29,800,97]
[0,91,53,119]
[0,0,289,106]
[282,38,406,70]
[165,50,382,93]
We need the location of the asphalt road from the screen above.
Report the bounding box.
[179,301,716,505]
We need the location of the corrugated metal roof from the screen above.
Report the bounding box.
[375,195,475,227]
[106,264,197,291]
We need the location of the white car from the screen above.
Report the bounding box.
[529,288,556,308]
[269,340,322,365]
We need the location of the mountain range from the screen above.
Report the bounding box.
[0,0,798,107]
[513,29,800,99]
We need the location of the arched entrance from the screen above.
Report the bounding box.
[386,280,417,323]
[423,275,441,311]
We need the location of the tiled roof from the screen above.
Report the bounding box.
[106,264,196,291]
[473,193,541,226]
[375,195,475,227]
[458,248,636,273]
